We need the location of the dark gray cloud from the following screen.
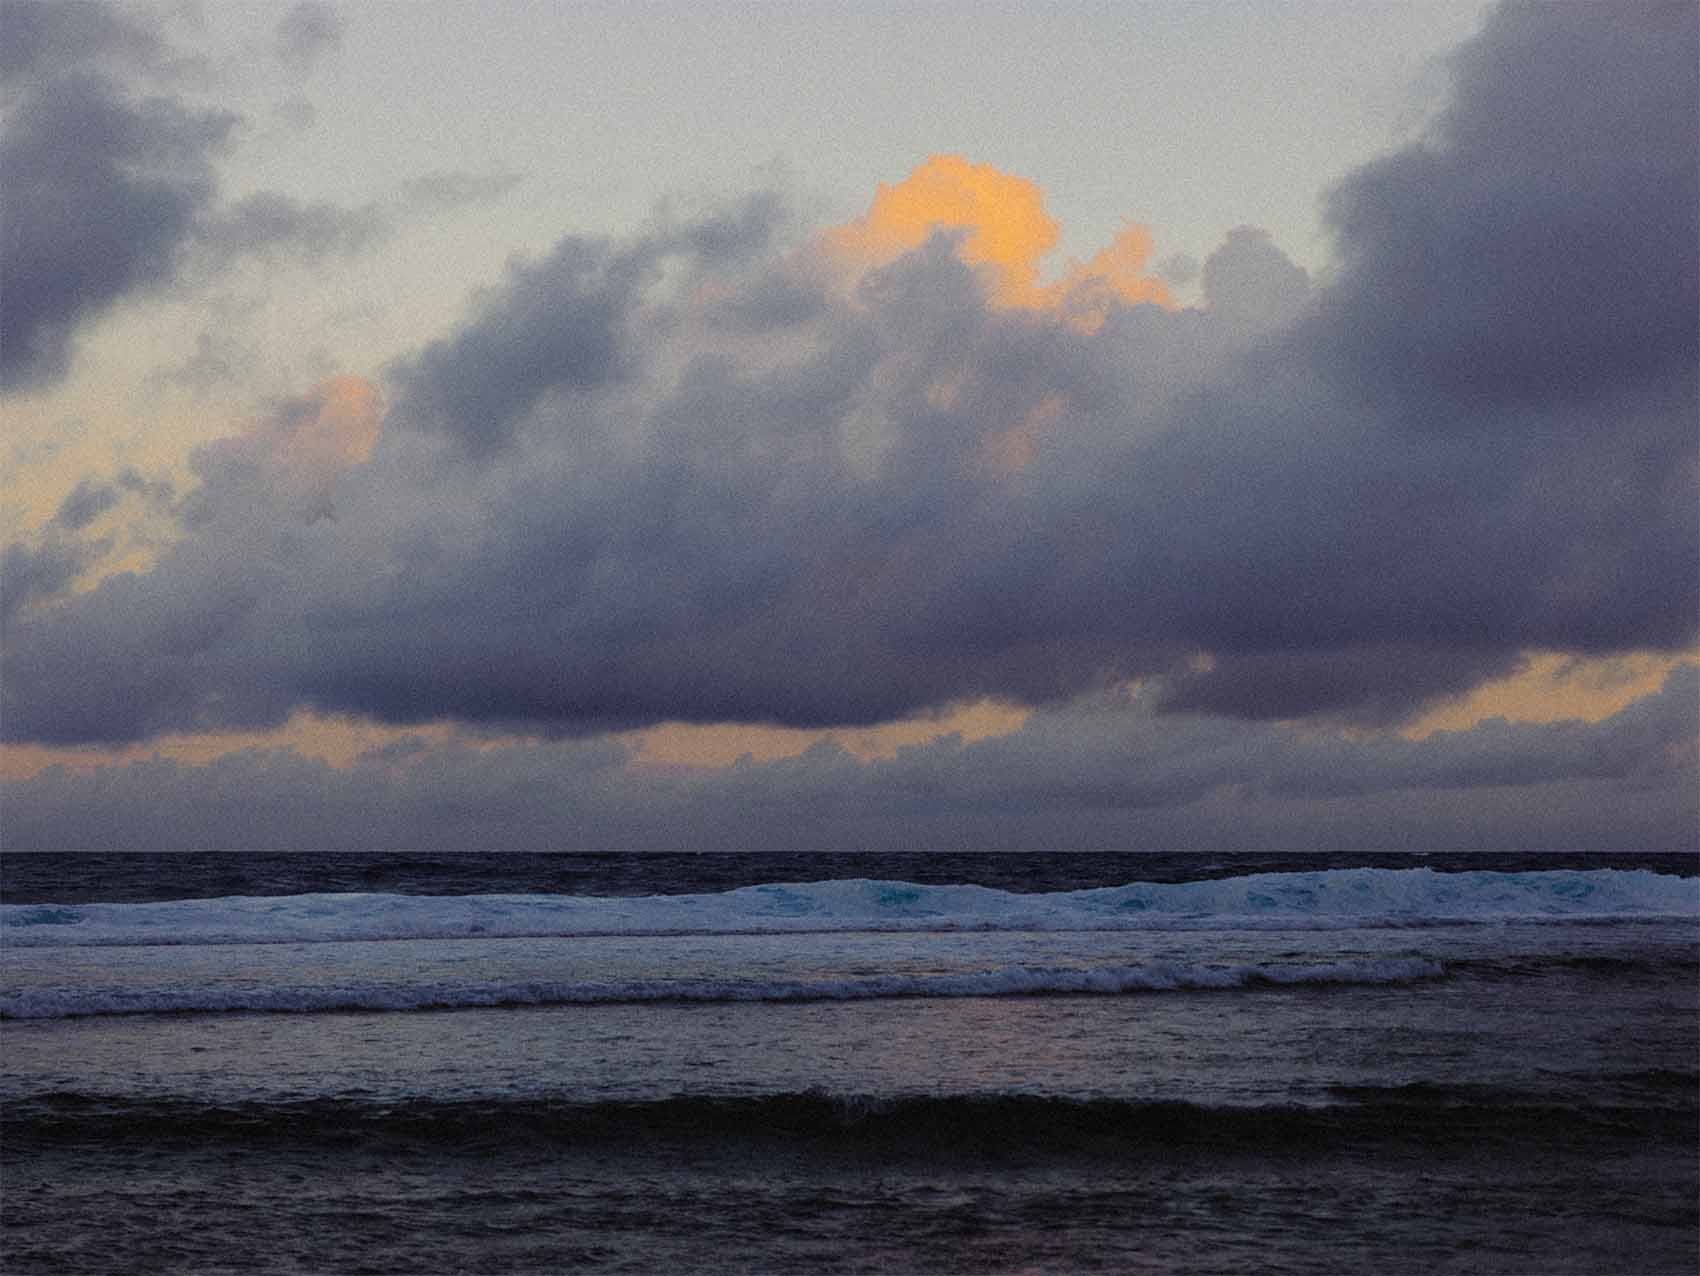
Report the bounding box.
[0,3,482,393]
[273,2,343,76]
[1,537,103,626]
[389,189,789,458]
[1320,1,1697,414]
[0,63,236,392]
[0,1,167,83]
[2,1,1694,746]
[3,665,1692,852]
[53,478,120,531]
[114,465,178,510]
[855,664,1699,832]
[386,235,644,457]
[1,464,176,626]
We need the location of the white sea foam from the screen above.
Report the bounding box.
[1,869,1694,949]
[0,957,1448,1019]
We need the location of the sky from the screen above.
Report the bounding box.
[2,0,1696,852]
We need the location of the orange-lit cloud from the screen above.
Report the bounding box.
[282,377,382,472]
[0,711,461,783]
[820,155,1170,328]
[266,374,383,475]
[822,155,1061,306]
[206,373,383,519]
[0,699,1033,784]
[628,700,1030,769]
[1048,222,1170,331]
[1403,651,1695,738]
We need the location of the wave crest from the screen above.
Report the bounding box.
[3,868,1694,950]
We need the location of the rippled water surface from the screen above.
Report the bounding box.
[3,852,1696,1274]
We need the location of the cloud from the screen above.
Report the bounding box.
[819,154,1170,327]
[1200,226,1309,332]
[0,60,236,392]
[274,2,343,76]
[194,191,389,268]
[0,4,502,394]
[114,466,177,511]
[1158,253,1200,289]
[3,665,1692,851]
[194,171,528,273]
[53,478,121,532]
[0,537,106,627]
[0,463,178,629]
[1319,1,1697,413]
[398,171,526,213]
[821,154,1065,306]
[0,1,167,82]
[180,375,382,524]
[2,1,1694,746]
[152,330,253,392]
[389,189,788,458]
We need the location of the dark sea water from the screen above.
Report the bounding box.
[3,851,1697,1275]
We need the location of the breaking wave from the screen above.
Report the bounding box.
[2,869,1693,950]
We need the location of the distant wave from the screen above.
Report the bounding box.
[3,868,1695,949]
[0,957,1445,1019]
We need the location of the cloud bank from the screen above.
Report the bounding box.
[6,664,1692,852]
[2,3,1695,761]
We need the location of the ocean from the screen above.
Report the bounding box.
[2,851,1696,1275]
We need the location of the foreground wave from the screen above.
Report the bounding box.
[0,957,1444,1019]
[3,869,1695,948]
[9,1084,1691,1156]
